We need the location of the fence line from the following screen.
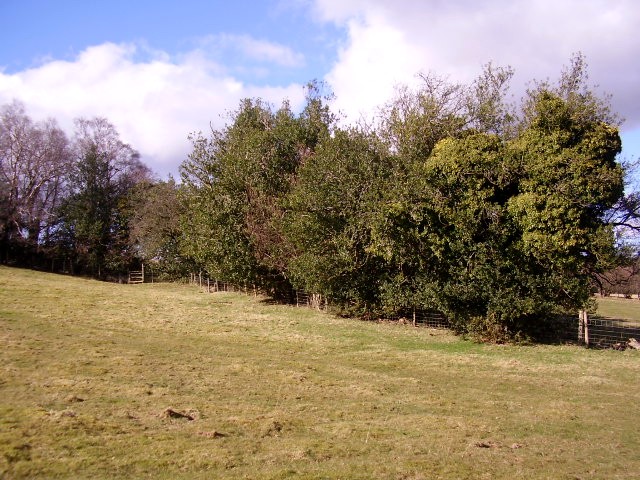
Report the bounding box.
[582,315,640,349]
[188,274,639,349]
[385,309,450,329]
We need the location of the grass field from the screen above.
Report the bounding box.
[595,295,640,322]
[1,266,639,479]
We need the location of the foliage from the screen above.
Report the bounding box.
[0,104,160,279]
[129,178,192,278]
[180,82,336,295]
[284,128,393,314]
[57,118,151,277]
[181,58,627,339]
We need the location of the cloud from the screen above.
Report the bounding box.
[317,0,640,133]
[0,42,305,177]
[209,34,306,67]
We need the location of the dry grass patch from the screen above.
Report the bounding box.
[1,266,639,479]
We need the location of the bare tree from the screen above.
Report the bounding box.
[0,101,71,261]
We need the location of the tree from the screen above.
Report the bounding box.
[180,83,336,295]
[58,118,150,277]
[284,127,393,314]
[0,101,70,264]
[506,89,623,316]
[129,178,191,278]
[179,58,626,341]
[368,55,624,339]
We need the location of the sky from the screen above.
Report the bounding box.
[1,0,639,180]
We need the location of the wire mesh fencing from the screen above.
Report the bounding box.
[187,274,640,349]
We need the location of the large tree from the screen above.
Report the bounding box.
[284,127,393,314]
[368,56,624,338]
[180,83,335,295]
[58,117,150,277]
[0,101,70,263]
[180,57,626,340]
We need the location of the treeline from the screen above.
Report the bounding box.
[0,105,189,279]
[2,54,636,339]
[179,55,632,339]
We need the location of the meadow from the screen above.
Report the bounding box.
[1,266,639,479]
[594,295,640,322]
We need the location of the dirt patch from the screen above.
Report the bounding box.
[160,408,195,420]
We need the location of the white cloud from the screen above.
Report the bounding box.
[0,42,305,177]
[222,34,305,67]
[190,33,306,77]
[317,0,640,133]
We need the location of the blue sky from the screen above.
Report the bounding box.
[0,0,343,85]
[1,0,638,179]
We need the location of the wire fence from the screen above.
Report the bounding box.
[583,315,640,349]
[186,274,640,349]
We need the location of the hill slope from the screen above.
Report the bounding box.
[1,266,639,479]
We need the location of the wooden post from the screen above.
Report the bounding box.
[207,277,210,293]
[583,310,590,347]
[296,291,299,307]
[578,310,583,343]
[579,310,590,347]
[141,263,145,283]
[413,307,417,327]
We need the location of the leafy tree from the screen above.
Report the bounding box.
[179,57,626,341]
[58,118,150,277]
[368,55,624,339]
[180,83,335,294]
[129,178,192,278]
[506,89,623,316]
[284,128,393,314]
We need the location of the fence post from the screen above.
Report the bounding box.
[579,310,590,347]
[578,310,583,343]
[413,307,417,327]
[583,310,590,347]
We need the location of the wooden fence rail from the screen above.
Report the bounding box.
[128,264,145,284]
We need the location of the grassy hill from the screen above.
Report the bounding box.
[1,266,639,479]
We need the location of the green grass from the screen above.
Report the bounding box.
[595,296,640,322]
[1,265,639,479]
